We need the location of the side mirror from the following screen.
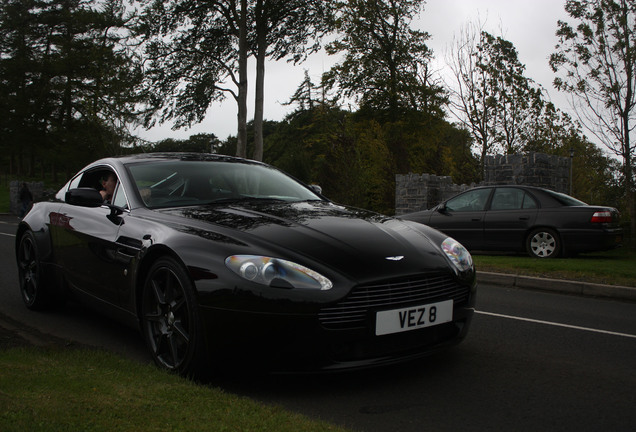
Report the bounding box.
[65,188,104,208]
[436,202,448,213]
[309,184,323,195]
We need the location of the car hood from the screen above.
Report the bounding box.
[156,200,455,282]
[401,208,435,224]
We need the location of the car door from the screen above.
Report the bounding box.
[483,187,539,251]
[427,188,492,249]
[51,167,130,305]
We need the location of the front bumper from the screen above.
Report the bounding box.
[198,298,475,373]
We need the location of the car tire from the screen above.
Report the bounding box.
[526,228,561,258]
[17,231,55,310]
[140,257,206,377]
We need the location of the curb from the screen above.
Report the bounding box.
[477,271,636,302]
[0,313,70,347]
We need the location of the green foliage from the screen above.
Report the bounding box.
[448,26,564,172]
[526,121,624,210]
[134,0,236,130]
[152,133,221,154]
[0,0,144,178]
[551,0,636,243]
[324,0,446,117]
[135,0,334,160]
[264,101,480,214]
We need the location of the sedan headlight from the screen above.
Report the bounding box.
[441,238,473,273]
[225,255,333,290]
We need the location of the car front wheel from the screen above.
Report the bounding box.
[526,228,561,258]
[141,257,206,377]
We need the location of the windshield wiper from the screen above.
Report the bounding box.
[206,196,286,205]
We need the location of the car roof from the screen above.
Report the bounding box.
[471,185,546,192]
[92,152,258,166]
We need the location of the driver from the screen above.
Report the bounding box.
[100,172,117,203]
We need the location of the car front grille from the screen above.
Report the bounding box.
[319,273,470,330]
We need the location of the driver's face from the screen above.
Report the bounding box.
[103,174,116,194]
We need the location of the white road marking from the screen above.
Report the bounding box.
[0,232,15,237]
[476,310,636,339]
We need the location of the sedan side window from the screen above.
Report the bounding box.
[490,188,537,210]
[446,189,491,212]
[521,192,538,209]
[490,188,538,210]
[491,188,523,210]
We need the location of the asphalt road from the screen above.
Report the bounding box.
[2,216,636,431]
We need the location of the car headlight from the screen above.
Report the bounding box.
[441,238,473,273]
[225,255,333,290]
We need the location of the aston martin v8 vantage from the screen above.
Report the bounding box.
[16,153,476,376]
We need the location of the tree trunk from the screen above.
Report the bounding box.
[252,0,267,162]
[236,0,248,158]
[253,29,266,162]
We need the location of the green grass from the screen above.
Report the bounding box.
[473,247,636,287]
[0,347,348,432]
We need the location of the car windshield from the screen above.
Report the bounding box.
[543,189,587,206]
[127,160,322,209]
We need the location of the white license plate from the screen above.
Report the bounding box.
[375,300,453,336]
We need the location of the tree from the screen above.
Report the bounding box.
[0,0,143,177]
[133,1,239,143]
[264,70,480,214]
[135,0,332,161]
[447,24,546,175]
[550,0,636,245]
[323,0,445,118]
[446,22,496,173]
[284,69,324,111]
[152,133,220,153]
[0,0,46,175]
[250,0,332,161]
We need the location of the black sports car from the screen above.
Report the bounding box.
[16,153,475,376]
[401,185,623,258]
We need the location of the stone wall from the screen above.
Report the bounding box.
[10,181,45,216]
[395,174,474,216]
[395,152,570,215]
[482,153,570,192]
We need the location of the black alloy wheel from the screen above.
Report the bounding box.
[17,231,52,310]
[526,228,561,258]
[141,257,205,376]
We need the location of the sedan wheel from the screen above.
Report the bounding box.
[17,231,53,310]
[141,257,205,376]
[526,228,561,258]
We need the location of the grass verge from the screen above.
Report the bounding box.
[473,247,636,287]
[0,346,348,432]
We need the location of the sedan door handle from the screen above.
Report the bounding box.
[471,218,482,222]
[519,217,529,221]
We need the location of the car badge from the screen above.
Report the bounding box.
[385,256,404,261]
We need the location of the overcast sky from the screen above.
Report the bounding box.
[137,0,571,143]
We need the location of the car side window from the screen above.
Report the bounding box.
[446,189,491,212]
[521,192,538,209]
[111,180,128,209]
[68,174,82,191]
[490,188,538,210]
[66,167,128,209]
[491,188,522,210]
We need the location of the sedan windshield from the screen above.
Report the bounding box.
[127,160,321,209]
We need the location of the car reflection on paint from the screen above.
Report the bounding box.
[16,153,476,377]
[402,185,622,258]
